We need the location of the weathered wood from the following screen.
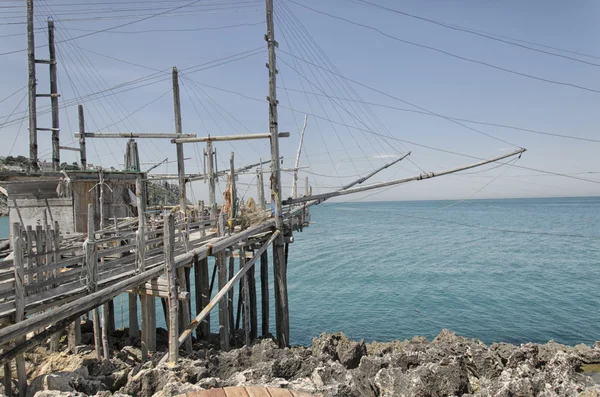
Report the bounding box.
[172,67,187,213]
[75,132,197,139]
[48,20,60,170]
[67,318,81,353]
[158,231,280,363]
[164,215,179,363]
[292,114,308,199]
[241,248,251,346]
[217,249,229,351]
[172,132,289,144]
[3,360,12,397]
[177,266,192,353]
[101,303,110,360]
[248,250,257,341]
[273,240,289,348]
[78,105,86,168]
[12,223,27,397]
[260,249,269,336]
[27,0,38,170]
[206,141,217,217]
[87,204,102,361]
[256,168,265,210]
[197,256,210,342]
[228,249,235,342]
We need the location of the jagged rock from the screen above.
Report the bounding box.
[491,342,519,366]
[575,344,600,364]
[32,391,87,397]
[151,382,201,397]
[121,368,177,397]
[311,333,366,369]
[375,359,472,397]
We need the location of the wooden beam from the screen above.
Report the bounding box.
[158,230,280,364]
[78,105,87,169]
[171,132,290,144]
[283,148,527,206]
[74,132,197,139]
[172,67,187,213]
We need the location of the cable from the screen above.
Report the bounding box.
[0,85,27,105]
[350,0,600,68]
[0,0,229,56]
[278,86,600,144]
[287,0,600,95]
[65,20,265,34]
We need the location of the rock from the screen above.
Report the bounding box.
[336,339,366,370]
[311,333,366,369]
[32,391,87,397]
[121,368,176,397]
[579,390,599,397]
[375,360,472,397]
[152,382,202,397]
[575,344,600,364]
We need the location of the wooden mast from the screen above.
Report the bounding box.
[265,0,289,348]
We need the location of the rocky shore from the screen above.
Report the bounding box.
[10,327,600,397]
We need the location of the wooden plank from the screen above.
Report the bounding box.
[223,387,250,397]
[240,248,250,346]
[245,386,271,397]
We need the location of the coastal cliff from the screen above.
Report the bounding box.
[12,328,600,397]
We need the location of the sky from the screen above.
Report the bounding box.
[0,0,599,202]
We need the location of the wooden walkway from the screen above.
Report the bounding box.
[177,387,314,397]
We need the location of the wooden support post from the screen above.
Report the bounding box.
[136,178,155,357]
[199,201,206,237]
[3,360,12,397]
[196,256,210,342]
[177,266,192,354]
[12,223,27,397]
[48,20,60,171]
[101,305,110,360]
[256,168,265,210]
[248,250,257,341]
[240,248,251,347]
[98,172,110,360]
[206,141,217,218]
[27,0,38,170]
[228,249,235,343]
[78,105,86,169]
[260,248,269,336]
[172,67,187,213]
[266,0,290,348]
[86,204,102,361]
[305,176,309,197]
[218,250,229,351]
[229,152,236,233]
[164,215,179,363]
[67,319,81,354]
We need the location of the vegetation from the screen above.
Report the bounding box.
[147,181,181,206]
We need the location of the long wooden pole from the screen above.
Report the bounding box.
[206,141,217,217]
[292,114,308,199]
[284,148,527,205]
[172,67,187,213]
[340,151,410,191]
[172,132,290,144]
[265,0,290,348]
[78,105,87,169]
[48,20,60,171]
[27,0,38,170]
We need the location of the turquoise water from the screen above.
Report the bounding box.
[287,197,600,346]
[105,197,600,346]
[0,217,8,239]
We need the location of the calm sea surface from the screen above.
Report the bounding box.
[5,197,599,346]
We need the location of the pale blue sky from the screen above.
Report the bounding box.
[1,0,599,201]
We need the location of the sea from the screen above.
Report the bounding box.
[2,196,599,346]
